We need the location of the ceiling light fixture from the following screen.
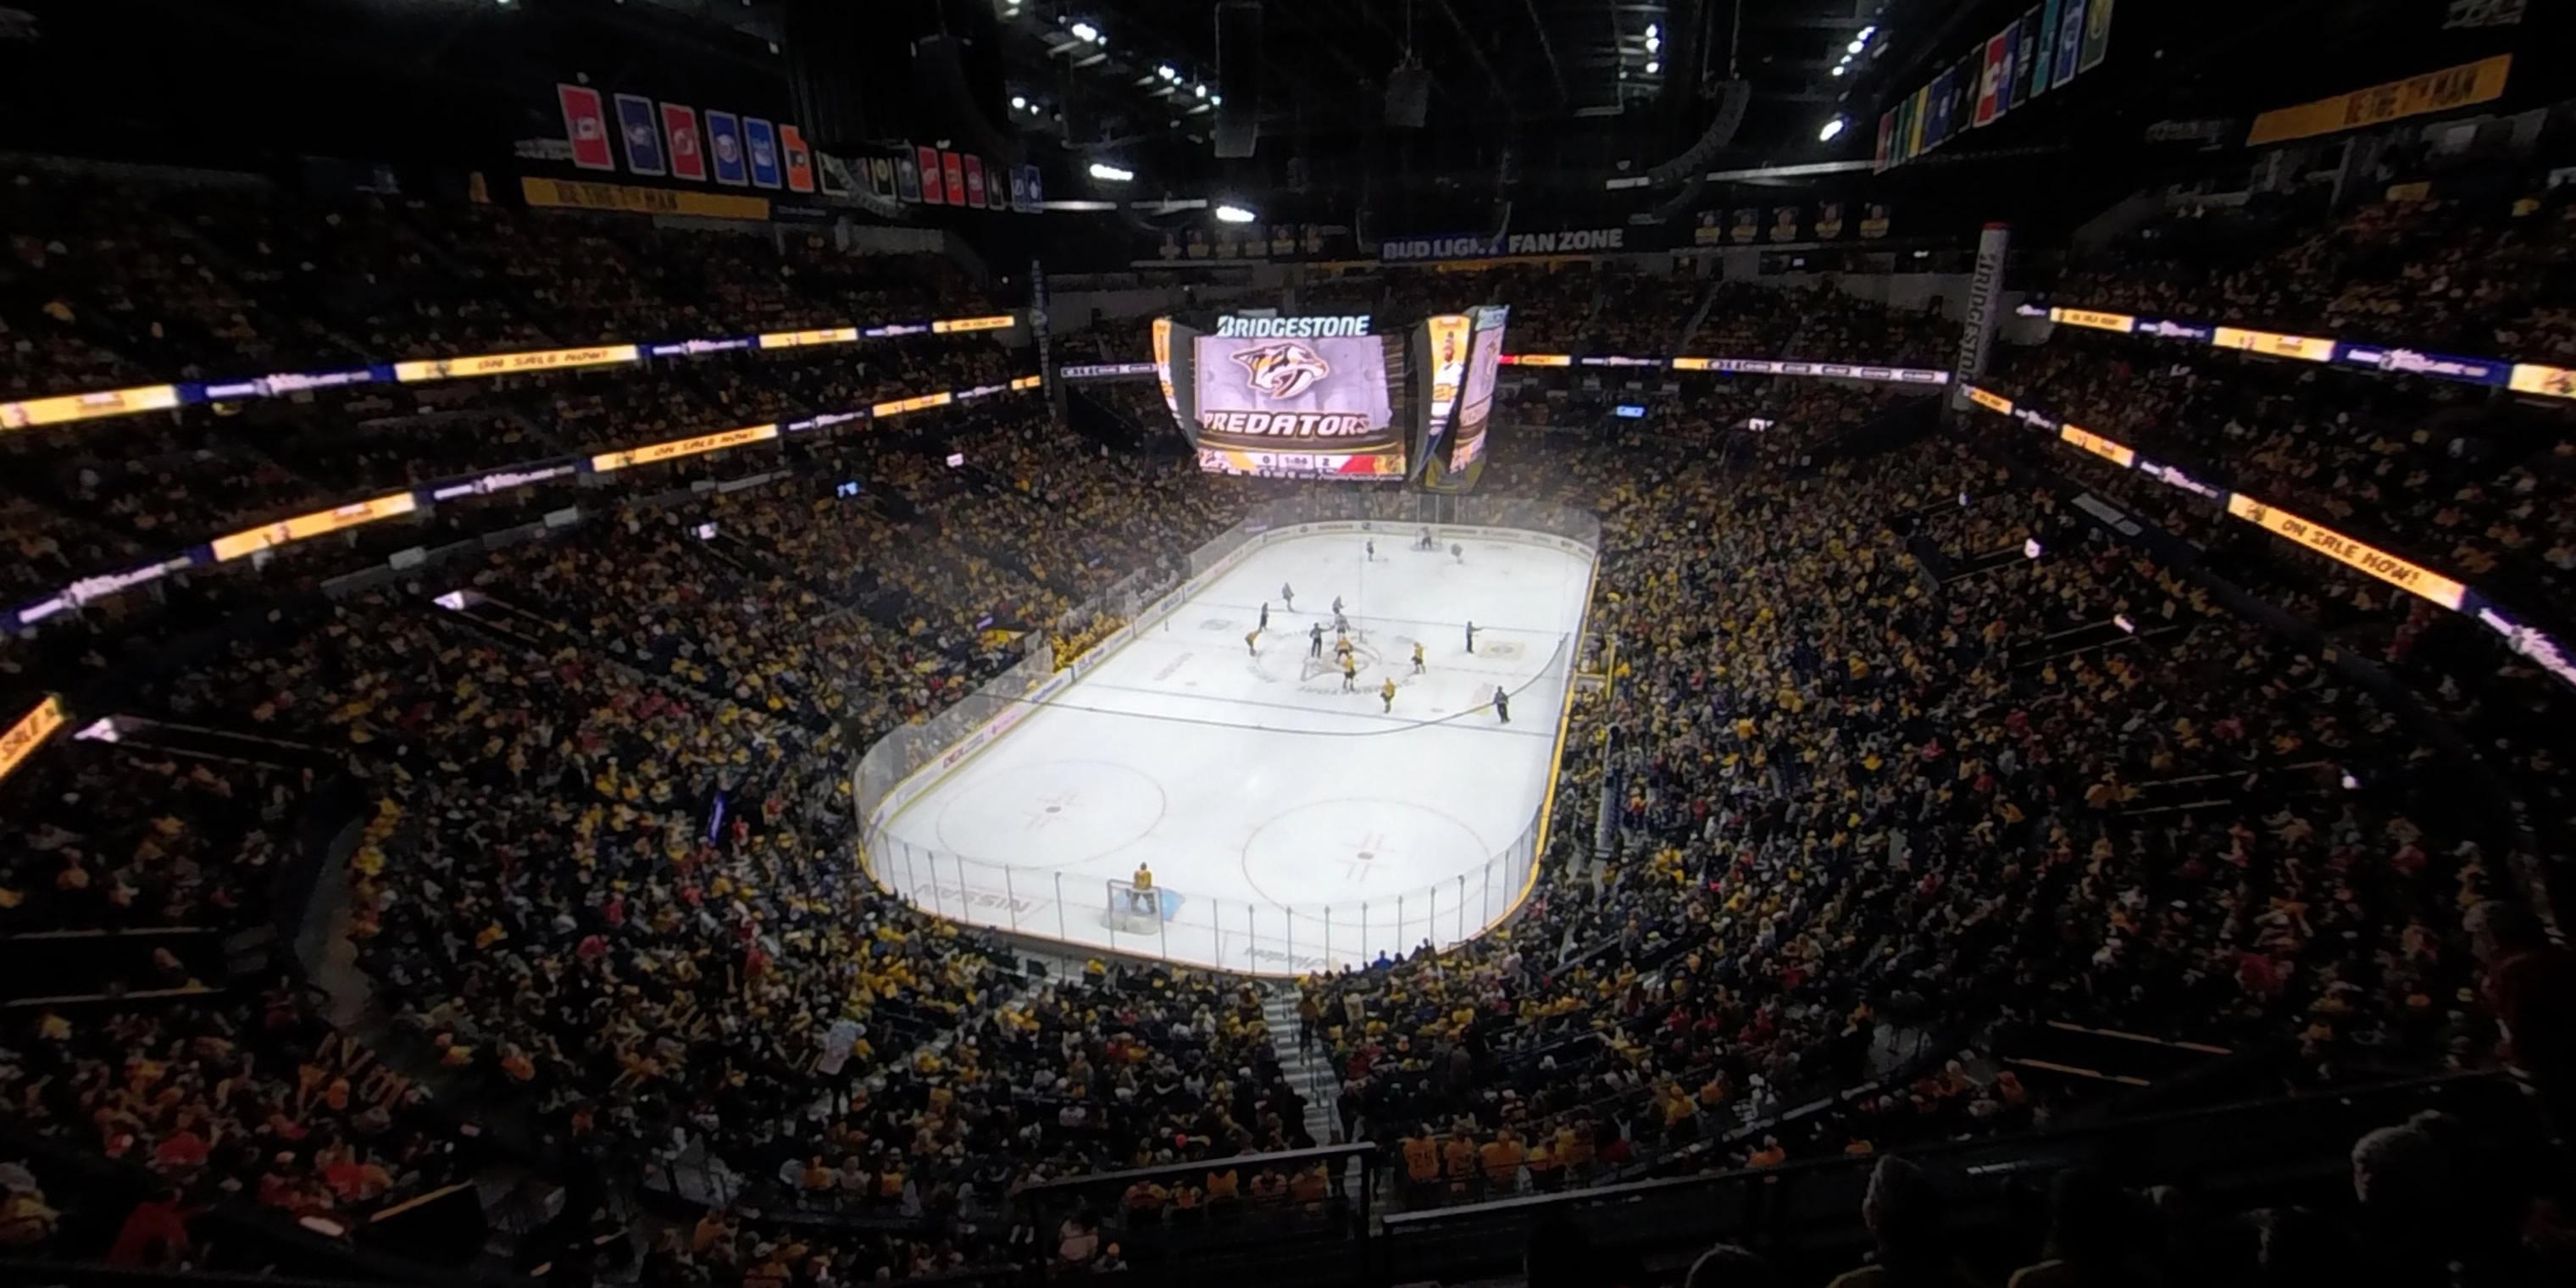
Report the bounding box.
[1857,25,1876,41]
[1818,116,1847,142]
[1644,35,1660,53]
[1644,59,1659,75]
[1829,64,1845,76]
[1214,203,1257,224]
[1088,162,1135,182]
[1010,96,1028,109]
[1069,20,1099,42]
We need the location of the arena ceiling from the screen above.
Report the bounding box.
[7,0,2557,245]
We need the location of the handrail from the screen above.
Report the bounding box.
[1385,1070,2515,1235]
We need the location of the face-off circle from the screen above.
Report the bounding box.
[1237,797,1491,921]
[934,759,1168,869]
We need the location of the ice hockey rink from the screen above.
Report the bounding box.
[866,530,1595,974]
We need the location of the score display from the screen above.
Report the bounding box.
[1158,316,1412,479]
[1450,305,1510,475]
[1414,304,1507,492]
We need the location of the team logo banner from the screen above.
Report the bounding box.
[780,125,814,192]
[708,112,747,185]
[1190,334,1397,464]
[744,119,782,188]
[613,94,665,175]
[558,85,614,171]
[662,104,706,180]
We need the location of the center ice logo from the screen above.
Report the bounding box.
[1231,341,1331,401]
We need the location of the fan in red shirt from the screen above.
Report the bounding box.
[2468,899,2576,1132]
[108,1188,200,1268]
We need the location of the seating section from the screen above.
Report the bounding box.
[2050,183,2576,361]
[2,160,2568,1288]
[1990,330,2576,621]
[1309,435,2503,1198]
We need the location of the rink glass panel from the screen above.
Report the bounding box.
[849,494,1601,975]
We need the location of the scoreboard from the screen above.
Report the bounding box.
[1148,307,1502,487]
[1158,314,1411,480]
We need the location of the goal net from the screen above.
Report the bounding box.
[1102,878,1174,934]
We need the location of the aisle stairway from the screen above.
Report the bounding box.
[1260,986,1343,1149]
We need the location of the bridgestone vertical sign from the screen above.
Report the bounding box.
[1951,222,2011,410]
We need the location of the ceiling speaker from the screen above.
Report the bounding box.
[1385,64,1430,129]
[1214,1,1262,158]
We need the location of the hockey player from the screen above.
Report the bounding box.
[1380,676,1397,713]
[1281,582,1295,610]
[1341,657,1358,691]
[1492,686,1510,724]
[1335,634,1354,665]
[1129,862,1158,913]
[1245,628,1260,656]
[1333,608,1349,636]
[1366,539,1377,562]
[1259,602,1270,630]
[1416,526,1435,551]
[1464,620,1478,654]
[1308,623,1325,658]
[1331,594,1344,615]
[1411,641,1426,674]
[1452,542,1464,564]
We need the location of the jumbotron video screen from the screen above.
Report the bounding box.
[1420,304,1509,491]
[1154,313,1413,479]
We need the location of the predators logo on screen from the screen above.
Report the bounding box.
[1232,341,1332,401]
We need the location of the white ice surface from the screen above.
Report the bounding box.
[871,532,1592,974]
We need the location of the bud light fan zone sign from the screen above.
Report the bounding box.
[1379,228,1629,264]
[1189,335,1401,478]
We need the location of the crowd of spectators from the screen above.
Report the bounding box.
[1302,430,2518,1202]
[1513,1096,2576,1288]
[1,169,1011,620]
[2047,175,2575,364]
[3,159,2571,1288]
[0,739,469,1250]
